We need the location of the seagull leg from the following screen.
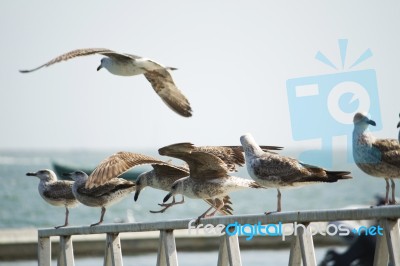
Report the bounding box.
[91,207,106,227]
[158,195,184,207]
[195,201,216,225]
[150,196,185,213]
[55,207,69,229]
[205,198,224,218]
[385,178,390,205]
[277,189,282,212]
[391,178,396,204]
[265,189,281,215]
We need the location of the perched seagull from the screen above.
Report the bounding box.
[240,133,352,213]
[66,151,177,225]
[159,143,262,221]
[19,48,192,117]
[353,112,400,204]
[64,171,135,226]
[26,169,79,228]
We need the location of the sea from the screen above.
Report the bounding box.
[0,148,385,265]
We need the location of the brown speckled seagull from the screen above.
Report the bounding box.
[64,170,135,226]
[135,144,282,214]
[159,143,263,222]
[135,163,234,215]
[26,169,79,228]
[19,48,192,117]
[353,112,400,204]
[240,133,352,213]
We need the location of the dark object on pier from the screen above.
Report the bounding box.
[319,234,376,266]
[319,196,392,266]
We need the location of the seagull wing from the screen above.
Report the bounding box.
[19,48,137,73]
[158,143,229,179]
[43,181,75,201]
[195,146,245,172]
[144,69,192,117]
[151,164,189,179]
[372,139,400,167]
[86,152,169,189]
[252,153,304,180]
[78,178,135,197]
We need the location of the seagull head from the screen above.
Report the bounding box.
[353,112,376,130]
[163,180,183,203]
[26,169,57,182]
[97,58,109,71]
[134,172,151,201]
[63,171,88,182]
[240,133,263,156]
[97,58,104,71]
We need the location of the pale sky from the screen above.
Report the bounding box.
[1,1,400,152]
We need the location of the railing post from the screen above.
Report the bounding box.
[57,235,74,266]
[217,232,242,266]
[294,223,316,266]
[156,230,178,266]
[374,218,400,266]
[289,235,301,266]
[104,233,123,266]
[38,236,51,266]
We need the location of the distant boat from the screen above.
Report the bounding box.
[52,161,142,181]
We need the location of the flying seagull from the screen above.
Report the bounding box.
[19,48,192,117]
[159,142,262,222]
[353,112,400,204]
[241,133,352,213]
[26,169,79,228]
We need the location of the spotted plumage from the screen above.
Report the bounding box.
[353,112,400,204]
[26,169,79,228]
[64,170,135,226]
[159,142,262,221]
[136,163,233,214]
[240,133,351,213]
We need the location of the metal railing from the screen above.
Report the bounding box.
[38,205,400,266]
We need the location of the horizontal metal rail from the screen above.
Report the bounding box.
[39,205,400,237]
[37,205,400,266]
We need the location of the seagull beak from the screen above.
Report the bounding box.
[163,192,172,203]
[134,189,141,202]
[26,172,36,176]
[368,119,376,126]
[97,64,103,71]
